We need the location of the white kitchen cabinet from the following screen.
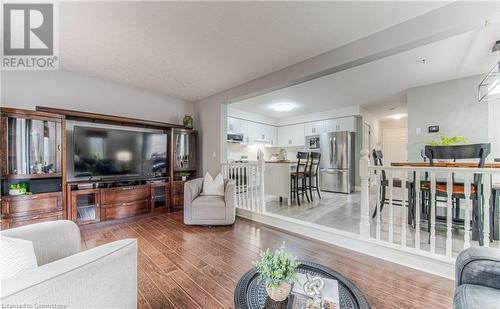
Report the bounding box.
[278,124,305,147]
[324,116,357,133]
[304,121,324,136]
[227,117,241,133]
[247,121,277,145]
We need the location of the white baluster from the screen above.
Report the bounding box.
[446,172,453,259]
[252,165,256,212]
[375,170,381,241]
[401,170,407,248]
[359,149,371,239]
[430,172,436,255]
[388,170,394,244]
[415,171,421,251]
[463,173,472,249]
[259,157,266,213]
[237,166,242,208]
[483,173,491,247]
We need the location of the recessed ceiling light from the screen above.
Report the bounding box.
[271,103,295,112]
[390,113,406,120]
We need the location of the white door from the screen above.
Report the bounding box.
[382,128,408,163]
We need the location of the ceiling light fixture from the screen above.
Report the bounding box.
[271,103,295,112]
[478,40,500,102]
[390,114,406,120]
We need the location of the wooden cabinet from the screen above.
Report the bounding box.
[171,181,184,210]
[69,189,100,225]
[278,124,305,147]
[100,184,150,221]
[150,182,169,212]
[1,192,63,230]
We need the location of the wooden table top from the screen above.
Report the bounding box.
[391,162,500,168]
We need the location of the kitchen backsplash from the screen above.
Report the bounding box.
[226,143,305,161]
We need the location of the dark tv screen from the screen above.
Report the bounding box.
[73,126,167,178]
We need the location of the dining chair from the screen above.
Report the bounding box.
[424,143,491,245]
[371,150,415,226]
[306,152,321,201]
[291,152,310,206]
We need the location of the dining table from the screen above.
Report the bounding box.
[390,161,500,241]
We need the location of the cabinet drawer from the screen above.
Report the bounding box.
[101,185,149,204]
[3,211,63,229]
[2,192,62,218]
[101,200,149,220]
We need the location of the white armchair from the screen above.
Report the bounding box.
[184,178,236,225]
[1,221,137,308]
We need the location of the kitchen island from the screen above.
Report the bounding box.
[264,161,297,206]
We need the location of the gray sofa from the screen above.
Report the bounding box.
[454,246,500,309]
[184,178,236,225]
[1,221,137,308]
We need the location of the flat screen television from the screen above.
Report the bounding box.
[72,125,167,179]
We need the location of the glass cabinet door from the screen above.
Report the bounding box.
[72,190,100,224]
[151,184,167,210]
[5,117,61,175]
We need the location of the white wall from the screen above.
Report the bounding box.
[407,75,488,161]
[1,71,194,125]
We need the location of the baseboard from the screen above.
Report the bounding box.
[236,208,455,280]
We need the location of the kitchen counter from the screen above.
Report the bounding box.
[265,160,297,164]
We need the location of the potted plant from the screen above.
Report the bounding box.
[179,171,190,181]
[253,243,300,302]
[426,133,468,146]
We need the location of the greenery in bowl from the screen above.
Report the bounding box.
[253,243,300,288]
[179,172,190,178]
[426,133,469,146]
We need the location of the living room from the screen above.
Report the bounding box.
[1,1,500,309]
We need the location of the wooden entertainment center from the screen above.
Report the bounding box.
[0,107,198,229]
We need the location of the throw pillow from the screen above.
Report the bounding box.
[201,172,225,196]
[0,236,38,280]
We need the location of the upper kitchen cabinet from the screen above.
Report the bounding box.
[278,123,305,147]
[227,117,242,134]
[248,122,276,145]
[324,116,357,133]
[304,121,324,136]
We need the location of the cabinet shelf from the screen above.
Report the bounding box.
[2,173,62,180]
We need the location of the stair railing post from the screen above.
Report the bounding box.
[359,149,371,239]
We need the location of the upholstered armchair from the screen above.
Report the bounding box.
[454,246,500,309]
[1,221,137,308]
[184,178,236,225]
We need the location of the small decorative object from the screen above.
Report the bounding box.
[253,243,299,302]
[8,183,28,196]
[425,133,468,146]
[278,148,288,161]
[303,273,325,299]
[179,171,190,181]
[183,115,193,129]
[240,155,248,162]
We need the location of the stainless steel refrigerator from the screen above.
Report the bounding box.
[319,131,355,193]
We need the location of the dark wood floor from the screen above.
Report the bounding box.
[80,212,454,309]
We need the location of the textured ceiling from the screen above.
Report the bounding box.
[59,1,448,102]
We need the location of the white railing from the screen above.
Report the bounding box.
[221,158,266,213]
[359,149,499,261]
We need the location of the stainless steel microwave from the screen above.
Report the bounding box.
[306,136,320,149]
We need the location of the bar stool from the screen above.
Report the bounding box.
[291,152,310,206]
[306,152,321,201]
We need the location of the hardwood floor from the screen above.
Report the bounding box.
[80,212,454,309]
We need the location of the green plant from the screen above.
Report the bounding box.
[253,243,299,289]
[426,133,469,146]
[179,172,190,178]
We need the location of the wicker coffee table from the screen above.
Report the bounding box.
[234,261,370,309]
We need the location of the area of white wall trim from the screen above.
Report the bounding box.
[236,208,455,280]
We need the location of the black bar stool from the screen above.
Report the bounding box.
[291,152,310,206]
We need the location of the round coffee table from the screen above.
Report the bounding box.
[234,261,370,309]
